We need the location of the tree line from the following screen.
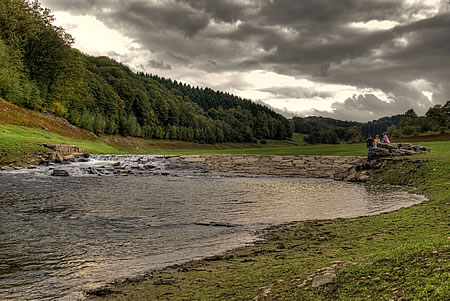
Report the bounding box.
[387,104,450,137]
[292,102,450,144]
[0,0,292,143]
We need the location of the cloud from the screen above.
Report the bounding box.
[260,86,333,99]
[40,0,449,121]
[309,93,433,122]
[148,59,172,70]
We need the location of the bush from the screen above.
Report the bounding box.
[401,125,419,136]
[260,139,267,144]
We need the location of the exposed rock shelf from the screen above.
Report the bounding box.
[3,143,428,182]
[368,143,430,160]
[172,154,367,181]
[40,143,86,163]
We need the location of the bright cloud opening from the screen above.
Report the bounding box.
[51,11,137,56]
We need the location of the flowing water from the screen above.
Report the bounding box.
[0,155,426,300]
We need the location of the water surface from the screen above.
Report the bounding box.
[0,157,425,300]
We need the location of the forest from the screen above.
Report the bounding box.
[292,103,449,144]
[0,0,292,143]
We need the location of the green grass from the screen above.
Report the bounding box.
[89,141,450,301]
[0,124,121,165]
[156,142,368,156]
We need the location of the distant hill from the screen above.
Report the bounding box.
[0,1,292,143]
[292,105,449,144]
[292,114,406,144]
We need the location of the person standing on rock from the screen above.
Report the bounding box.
[366,135,374,152]
[382,132,391,143]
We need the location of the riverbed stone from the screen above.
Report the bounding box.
[51,169,69,177]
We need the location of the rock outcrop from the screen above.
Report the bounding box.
[40,143,86,163]
[368,143,430,160]
[174,143,430,182]
[174,155,368,181]
[32,143,429,182]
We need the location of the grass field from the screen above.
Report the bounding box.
[0,123,311,165]
[1,119,448,166]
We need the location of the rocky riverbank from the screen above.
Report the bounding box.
[1,143,431,182]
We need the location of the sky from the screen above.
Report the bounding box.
[39,0,450,122]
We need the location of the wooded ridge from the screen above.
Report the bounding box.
[0,0,292,143]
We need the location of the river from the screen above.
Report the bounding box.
[0,155,425,300]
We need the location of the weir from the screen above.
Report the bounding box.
[171,143,430,182]
[5,142,428,181]
[173,154,367,181]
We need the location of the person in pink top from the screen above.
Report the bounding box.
[382,132,390,143]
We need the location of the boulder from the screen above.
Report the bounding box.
[312,272,336,287]
[51,169,69,177]
[368,160,383,169]
[63,154,75,162]
[40,143,85,163]
[357,171,371,182]
[368,147,390,160]
[49,152,64,163]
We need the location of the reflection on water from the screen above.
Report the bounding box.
[0,166,425,300]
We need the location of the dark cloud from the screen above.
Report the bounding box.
[208,60,218,66]
[260,0,404,26]
[148,59,172,70]
[40,0,450,121]
[177,0,253,23]
[310,93,433,122]
[260,87,333,99]
[41,0,98,14]
[166,51,193,65]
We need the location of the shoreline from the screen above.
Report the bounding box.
[85,198,428,299]
[1,140,447,300]
[86,151,449,300]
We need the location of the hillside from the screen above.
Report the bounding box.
[0,0,292,145]
[0,99,93,139]
[0,99,299,166]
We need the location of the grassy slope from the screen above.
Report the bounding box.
[0,99,361,165]
[90,143,449,301]
[0,100,303,165]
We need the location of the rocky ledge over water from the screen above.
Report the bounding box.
[39,143,87,163]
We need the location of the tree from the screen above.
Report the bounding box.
[346,127,363,142]
[426,104,447,127]
[404,109,418,120]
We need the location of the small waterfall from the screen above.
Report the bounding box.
[1,154,208,177]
